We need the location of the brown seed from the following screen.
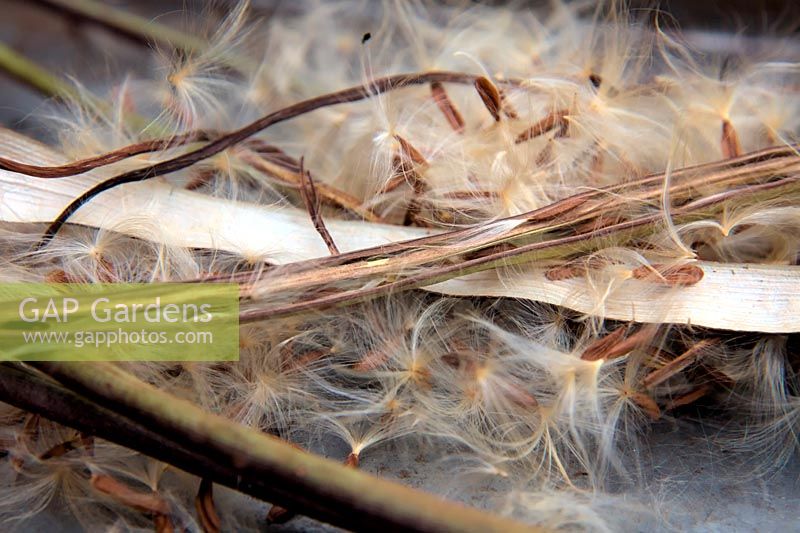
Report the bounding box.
[266,504,295,525]
[344,452,360,468]
[394,134,428,167]
[499,88,519,119]
[90,474,171,515]
[443,190,497,200]
[505,384,538,408]
[642,339,719,389]
[379,155,415,193]
[631,263,704,286]
[581,324,659,362]
[545,264,585,281]
[44,269,80,283]
[96,256,117,282]
[291,348,331,370]
[154,514,175,533]
[580,327,628,361]
[474,76,502,121]
[665,385,712,411]
[354,347,392,371]
[39,436,81,460]
[721,119,742,159]
[515,109,569,144]
[195,478,221,533]
[629,391,661,420]
[430,82,465,133]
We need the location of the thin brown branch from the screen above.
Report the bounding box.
[0,130,211,178]
[299,158,340,255]
[241,151,386,223]
[34,70,484,246]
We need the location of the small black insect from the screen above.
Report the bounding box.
[362,32,371,44]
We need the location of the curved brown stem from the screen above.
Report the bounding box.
[0,130,212,178]
[33,71,485,247]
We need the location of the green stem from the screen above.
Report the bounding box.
[33,361,539,533]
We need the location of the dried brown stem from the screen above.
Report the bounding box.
[0,130,210,178]
[241,151,385,223]
[34,71,484,246]
[238,165,800,322]
[299,158,340,255]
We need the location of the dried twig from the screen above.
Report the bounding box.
[299,157,339,255]
[32,70,487,245]
[238,169,800,322]
[0,130,211,178]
